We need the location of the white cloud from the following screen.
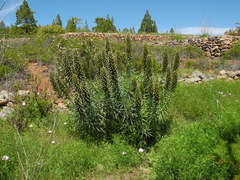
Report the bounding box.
[176,26,232,36]
[0,0,22,21]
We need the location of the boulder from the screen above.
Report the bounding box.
[0,90,13,100]
[181,73,189,78]
[190,70,209,80]
[185,77,201,83]
[0,99,8,107]
[0,107,14,120]
[217,74,228,80]
[17,90,30,97]
[219,70,226,75]
[225,71,235,78]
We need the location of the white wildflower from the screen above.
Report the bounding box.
[48,130,53,134]
[22,101,26,106]
[122,152,127,155]
[51,141,55,144]
[2,155,9,161]
[229,93,232,95]
[218,92,223,95]
[29,124,33,128]
[138,148,144,153]
[64,122,67,125]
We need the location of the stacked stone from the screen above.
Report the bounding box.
[188,36,240,58]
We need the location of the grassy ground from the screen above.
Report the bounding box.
[1,80,240,179]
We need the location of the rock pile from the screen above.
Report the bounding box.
[179,70,215,83]
[217,70,240,81]
[188,36,240,58]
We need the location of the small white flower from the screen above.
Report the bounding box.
[218,92,223,95]
[229,93,232,95]
[122,152,127,155]
[37,92,40,95]
[222,95,227,97]
[2,155,9,161]
[64,122,67,125]
[51,141,55,144]
[22,101,26,106]
[29,124,33,128]
[138,148,144,153]
[48,130,53,134]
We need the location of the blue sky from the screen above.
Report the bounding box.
[0,0,239,35]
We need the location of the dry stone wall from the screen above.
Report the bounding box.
[63,33,240,58]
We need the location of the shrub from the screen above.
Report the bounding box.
[50,38,179,146]
[223,41,240,60]
[37,25,66,37]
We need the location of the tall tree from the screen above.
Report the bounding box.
[66,17,81,32]
[16,0,37,34]
[170,28,175,34]
[52,14,62,27]
[138,10,158,33]
[0,21,5,29]
[92,15,117,33]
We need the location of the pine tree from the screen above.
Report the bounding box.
[52,14,62,27]
[16,0,37,34]
[138,10,158,33]
[0,21,5,29]
[84,20,90,32]
[170,28,175,34]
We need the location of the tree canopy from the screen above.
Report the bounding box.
[138,10,158,33]
[52,14,63,27]
[16,0,37,34]
[92,15,117,33]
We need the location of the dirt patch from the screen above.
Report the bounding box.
[28,63,54,95]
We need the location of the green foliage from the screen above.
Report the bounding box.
[0,65,14,80]
[169,33,185,41]
[50,38,179,146]
[169,28,174,34]
[66,17,81,32]
[180,45,204,59]
[223,41,240,60]
[15,0,37,34]
[37,25,66,36]
[92,15,117,33]
[12,92,53,128]
[151,105,240,179]
[52,14,62,27]
[138,10,158,33]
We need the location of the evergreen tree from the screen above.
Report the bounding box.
[0,21,5,29]
[52,14,62,27]
[84,20,90,32]
[66,17,81,32]
[138,10,158,33]
[16,0,37,34]
[170,28,175,34]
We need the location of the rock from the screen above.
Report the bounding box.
[234,71,240,76]
[219,70,226,75]
[0,90,13,100]
[0,99,8,106]
[234,76,239,80]
[17,90,30,97]
[190,70,209,80]
[228,77,234,81]
[0,107,14,120]
[225,71,235,78]
[181,73,189,78]
[217,74,228,80]
[185,77,201,83]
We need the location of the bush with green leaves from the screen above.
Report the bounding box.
[50,37,179,146]
[223,41,240,60]
[37,25,66,37]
